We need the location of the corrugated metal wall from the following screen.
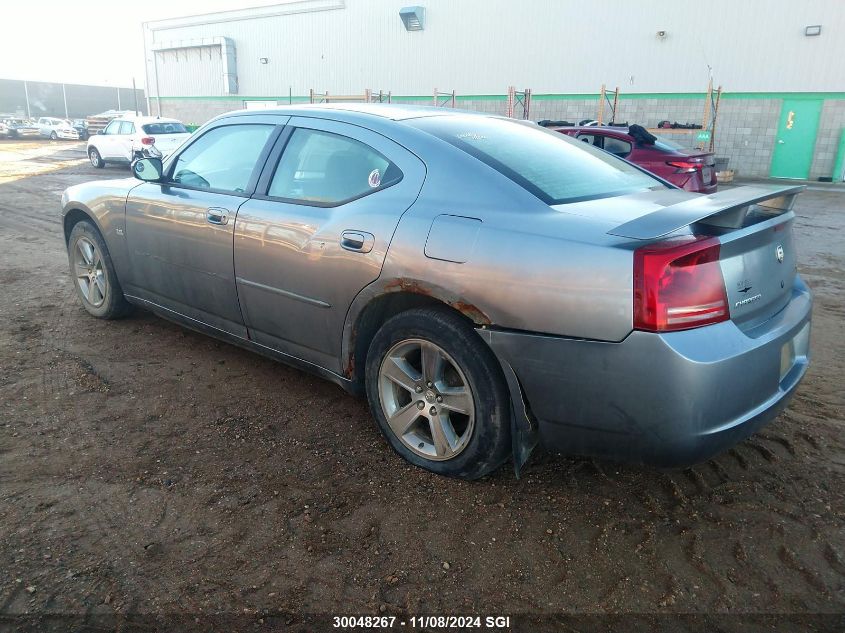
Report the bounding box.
[144,0,845,98]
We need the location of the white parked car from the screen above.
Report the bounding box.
[86,116,191,168]
[38,117,79,140]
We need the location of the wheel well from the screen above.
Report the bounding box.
[63,208,95,244]
[348,291,475,388]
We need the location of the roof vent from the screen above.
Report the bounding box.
[399,6,425,31]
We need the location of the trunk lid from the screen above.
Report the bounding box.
[717,211,797,329]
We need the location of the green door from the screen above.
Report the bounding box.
[770,99,822,179]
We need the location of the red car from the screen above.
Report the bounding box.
[552,125,718,194]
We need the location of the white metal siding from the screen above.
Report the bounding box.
[145,0,845,97]
[154,45,225,97]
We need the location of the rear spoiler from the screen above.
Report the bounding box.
[608,185,805,240]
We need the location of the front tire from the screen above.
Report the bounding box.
[50,131,58,140]
[365,307,511,479]
[67,220,132,319]
[89,147,104,168]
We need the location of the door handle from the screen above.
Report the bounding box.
[206,207,229,225]
[340,230,374,253]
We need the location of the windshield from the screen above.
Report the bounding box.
[142,122,188,135]
[410,116,663,204]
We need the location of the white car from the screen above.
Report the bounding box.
[38,117,79,140]
[86,116,191,168]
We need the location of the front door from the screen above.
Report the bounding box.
[770,99,822,179]
[123,120,282,336]
[97,120,123,158]
[233,117,426,372]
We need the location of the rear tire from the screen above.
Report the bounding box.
[89,147,104,168]
[365,307,511,479]
[67,220,132,319]
[50,131,57,140]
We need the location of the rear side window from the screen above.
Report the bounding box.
[411,116,662,205]
[170,124,274,193]
[119,121,135,135]
[603,136,632,157]
[267,128,402,205]
[143,122,188,135]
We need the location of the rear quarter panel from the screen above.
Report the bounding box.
[366,135,636,342]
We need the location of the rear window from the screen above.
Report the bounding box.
[142,122,188,135]
[652,135,686,152]
[410,116,662,204]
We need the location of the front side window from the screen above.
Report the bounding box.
[576,133,602,148]
[104,121,121,135]
[267,128,402,205]
[170,124,274,193]
[411,116,662,205]
[119,121,135,135]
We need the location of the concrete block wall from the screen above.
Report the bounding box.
[158,94,844,182]
[813,100,845,180]
[711,99,782,178]
[156,98,242,124]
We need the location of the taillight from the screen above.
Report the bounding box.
[634,236,729,332]
[666,160,702,174]
[141,136,155,145]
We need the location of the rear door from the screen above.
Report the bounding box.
[233,116,426,372]
[123,116,284,336]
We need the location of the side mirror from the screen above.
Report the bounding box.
[97,129,105,135]
[133,157,164,182]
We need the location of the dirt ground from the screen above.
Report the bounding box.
[1,140,843,631]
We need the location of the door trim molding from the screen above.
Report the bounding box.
[236,276,331,308]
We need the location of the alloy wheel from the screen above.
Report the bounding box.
[378,338,475,461]
[73,236,107,307]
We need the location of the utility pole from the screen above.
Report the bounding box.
[23,81,31,118]
[117,87,122,110]
[133,78,139,115]
[62,84,69,119]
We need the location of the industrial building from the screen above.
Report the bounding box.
[143,0,845,180]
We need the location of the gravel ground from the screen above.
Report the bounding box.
[0,140,843,631]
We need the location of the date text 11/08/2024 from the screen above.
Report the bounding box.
[332,615,512,629]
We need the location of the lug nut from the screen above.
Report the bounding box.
[426,381,433,388]
[436,395,443,403]
[417,401,425,410]
[415,385,423,393]
[429,406,437,416]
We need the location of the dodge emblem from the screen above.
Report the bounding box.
[776,244,785,263]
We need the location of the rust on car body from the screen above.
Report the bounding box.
[382,278,492,325]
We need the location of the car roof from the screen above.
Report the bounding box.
[218,103,480,123]
[115,116,184,124]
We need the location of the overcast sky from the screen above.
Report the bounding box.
[0,0,285,88]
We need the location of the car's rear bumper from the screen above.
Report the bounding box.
[481,276,812,467]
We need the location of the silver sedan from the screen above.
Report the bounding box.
[61,104,812,479]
